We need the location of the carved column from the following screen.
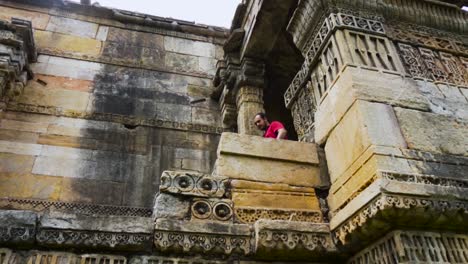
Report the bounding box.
[0,18,36,110]
[235,58,265,135]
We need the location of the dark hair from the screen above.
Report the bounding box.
[255,112,267,119]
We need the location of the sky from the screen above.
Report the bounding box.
[72,0,241,28]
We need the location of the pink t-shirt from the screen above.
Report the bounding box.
[263,121,287,139]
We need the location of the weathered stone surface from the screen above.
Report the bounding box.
[325,100,407,183]
[165,52,199,73]
[152,193,190,220]
[218,132,319,164]
[34,30,102,58]
[395,107,468,157]
[214,155,320,187]
[59,178,125,205]
[31,55,102,81]
[232,190,320,211]
[0,210,37,245]
[0,153,35,173]
[45,16,99,39]
[315,68,430,144]
[164,36,216,58]
[0,6,50,30]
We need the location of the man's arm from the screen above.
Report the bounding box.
[276,128,287,139]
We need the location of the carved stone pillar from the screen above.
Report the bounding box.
[0,18,36,110]
[235,58,265,135]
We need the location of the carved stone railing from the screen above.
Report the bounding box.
[0,18,36,110]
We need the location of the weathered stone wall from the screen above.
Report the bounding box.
[0,1,225,208]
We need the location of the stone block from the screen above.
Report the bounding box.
[437,83,467,103]
[214,155,321,187]
[59,178,125,205]
[0,140,42,156]
[0,210,37,245]
[31,55,102,81]
[0,153,35,173]
[0,173,62,200]
[0,6,50,30]
[34,74,93,92]
[37,134,97,149]
[34,30,102,58]
[315,68,429,144]
[95,26,109,41]
[325,100,407,183]
[32,156,97,179]
[153,193,190,220]
[18,84,90,112]
[0,119,48,133]
[165,52,199,73]
[395,107,468,157]
[191,107,220,126]
[218,132,319,164]
[232,191,320,211]
[40,145,94,160]
[0,129,39,143]
[45,16,99,39]
[199,57,217,75]
[107,27,164,48]
[164,36,216,58]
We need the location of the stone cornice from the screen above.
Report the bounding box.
[0,0,229,39]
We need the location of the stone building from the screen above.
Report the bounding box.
[0,0,467,263]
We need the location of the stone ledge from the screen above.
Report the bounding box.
[218,133,319,164]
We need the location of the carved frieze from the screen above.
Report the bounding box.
[160,171,228,198]
[36,229,152,250]
[130,256,226,264]
[0,226,35,244]
[398,43,468,86]
[0,198,152,217]
[349,230,468,264]
[154,219,253,255]
[387,22,467,55]
[235,207,322,224]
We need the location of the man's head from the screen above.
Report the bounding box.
[254,112,269,130]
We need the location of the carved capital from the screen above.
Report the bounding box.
[235,57,265,90]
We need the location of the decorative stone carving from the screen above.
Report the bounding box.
[0,210,36,245]
[26,251,79,264]
[191,198,233,222]
[154,218,253,255]
[349,230,468,264]
[387,22,467,55]
[159,171,228,198]
[398,43,468,86]
[36,229,152,250]
[0,198,152,217]
[235,207,323,224]
[0,18,36,109]
[333,193,468,245]
[254,220,336,261]
[0,248,13,264]
[283,12,393,109]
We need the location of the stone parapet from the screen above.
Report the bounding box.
[214,132,324,187]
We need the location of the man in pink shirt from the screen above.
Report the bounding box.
[253,112,288,139]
